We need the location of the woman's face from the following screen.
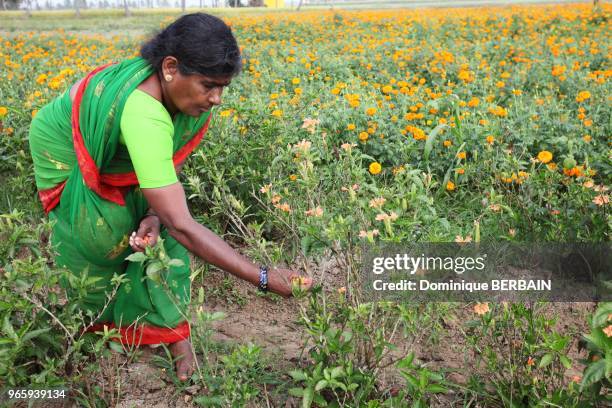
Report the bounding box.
[162,57,232,117]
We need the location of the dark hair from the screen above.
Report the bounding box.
[141,13,242,78]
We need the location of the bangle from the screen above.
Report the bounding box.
[258,266,269,292]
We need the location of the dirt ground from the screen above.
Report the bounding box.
[76,252,594,408]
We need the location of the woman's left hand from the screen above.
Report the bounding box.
[129,215,160,252]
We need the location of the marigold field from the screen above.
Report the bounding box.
[0,3,610,407]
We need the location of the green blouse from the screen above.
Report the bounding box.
[119,89,178,189]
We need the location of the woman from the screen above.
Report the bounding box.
[28,13,312,381]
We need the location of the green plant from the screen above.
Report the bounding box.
[580,302,611,399]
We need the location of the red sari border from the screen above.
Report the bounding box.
[84,320,191,345]
[38,63,213,214]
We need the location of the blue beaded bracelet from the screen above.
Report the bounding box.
[258,266,269,292]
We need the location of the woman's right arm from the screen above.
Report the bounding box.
[140,182,305,297]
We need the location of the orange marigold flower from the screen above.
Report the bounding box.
[467,97,480,108]
[457,151,467,160]
[446,181,456,191]
[537,150,553,164]
[0,107,7,117]
[365,107,377,116]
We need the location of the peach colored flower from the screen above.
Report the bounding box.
[455,235,472,243]
[593,195,609,206]
[304,206,323,217]
[301,117,320,134]
[603,325,612,338]
[474,302,490,315]
[260,184,272,194]
[341,142,357,151]
[369,197,386,209]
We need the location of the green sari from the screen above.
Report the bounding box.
[28,57,211,344]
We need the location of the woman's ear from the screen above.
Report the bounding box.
[161,56,179,77]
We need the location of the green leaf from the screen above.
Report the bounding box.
[539,353,553,368]
[559,355,572,370]
[167,259,185,268]
[146,262,163,283]
[315,379,328,391]
[581,359,606,390]
[592,303,612,328]
[289,370,307,382]
[302,387,314,408]
[288,387,304,397]
[125,252,147,263]
[22,328,51,343]
[2,315,17,341]
[424,123,448,161]
[330,366,344,379]
[108,341,124,354]
[426,384,448,394]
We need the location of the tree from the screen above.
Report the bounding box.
[123,0,130,16]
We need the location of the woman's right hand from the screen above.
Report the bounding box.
[267,268,313,297]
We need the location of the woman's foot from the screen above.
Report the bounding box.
[168,339,195,381]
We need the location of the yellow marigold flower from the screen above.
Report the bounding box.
[583,135,591,143]
[443,140,452,147]
[0,107,7,118]
[576,90,591,103]
[289,174,297,181]
[369,162,382,175]
[36,73,47,84]
[359,132,369,142]
[220,110,232,117]
[271,109,283,118]
[347,123,356,131]
[291,77,300,85]
[365,107,377,116]
[382,85,393,94]
[294,87,302,95]
[457,151,466,160]
[537,150,553,164]
[446,181,455,191]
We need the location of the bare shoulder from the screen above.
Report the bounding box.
[136,73,163,103]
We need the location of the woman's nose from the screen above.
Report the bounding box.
[209,88,222,106]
